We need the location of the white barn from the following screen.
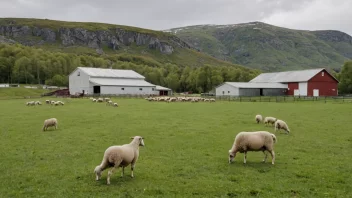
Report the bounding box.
[69,67,168,96]
[215,82,288,97]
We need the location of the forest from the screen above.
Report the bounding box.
[0,43,351,94]
[0,43,260,93]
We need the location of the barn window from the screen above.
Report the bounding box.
[121,88,124,90]
[77,72,80,76]
[322,72,324,76]
[222,91,224,94]
[228,91,230,93]
[139,88,143,91]
[152,88,155,91]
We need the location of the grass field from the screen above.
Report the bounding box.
[0,98,351,197]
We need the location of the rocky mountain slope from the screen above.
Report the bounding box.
[166,22,352,71]
[0,18,252,70]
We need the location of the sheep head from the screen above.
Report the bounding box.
[130,136,145,147]
[94,166,102,181]
[228,150,236,164]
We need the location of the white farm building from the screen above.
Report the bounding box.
[69,67,172,96]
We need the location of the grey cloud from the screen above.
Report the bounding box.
[0,0,351,35]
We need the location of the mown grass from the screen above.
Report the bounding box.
[0,87,51,99]
[0,98,351,197]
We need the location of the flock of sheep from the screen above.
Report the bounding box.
[92,113,290,185]
[228,115,290,166]
[145,96,216,102]
[30,95,290,185]
[90,97,119,107]
[25,100,64,106]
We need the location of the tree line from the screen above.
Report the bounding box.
[0,43,260,93]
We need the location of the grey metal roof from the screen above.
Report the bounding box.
[90,78,155,87]
[222,82,288,89]
[155,85,171,91]
[249,68,325,83]
[79,67,145,79]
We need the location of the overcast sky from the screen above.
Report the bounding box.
[0,0,351,35]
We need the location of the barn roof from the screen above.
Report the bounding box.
[89,78,155,87]
[155,85,171,91]
[77,67,145,79]
[249,68,333,83]
[218,82,288,89]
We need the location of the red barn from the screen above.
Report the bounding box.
[249,68,339,97]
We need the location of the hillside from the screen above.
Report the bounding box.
[166,22,352,71]
[0,18,254,70]
[0,18,260,93]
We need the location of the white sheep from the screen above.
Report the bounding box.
[26,101,35,106]
[42,118,58,131]
[92,99,97,102]
[113,103,118,107]
[97,98,104,103]
[264,116,277,126]
[45,100,51,104]
[274,119,290,134]
[35,101,42,105]
[228,131,277,165]
[255,114,263,124]
[106,100,113,106]
[94,136,145,185]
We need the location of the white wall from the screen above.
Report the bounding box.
[216,84,239,97]
[69,68,90,94]
[100,86,155,95]
[298,82,308,96]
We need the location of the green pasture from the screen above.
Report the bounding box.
[0,98,351,197]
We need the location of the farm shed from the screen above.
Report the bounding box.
[215,82,288,97]
[68,67,169,96]
[154,85,172,96]
[250,68,339,96]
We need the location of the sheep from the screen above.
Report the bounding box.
[228,131,277,165]
[113,103,118,107]
[274,119,290,134]
[35,101,42,105]
[58,101,64,105]
[264,116,277,126]
[97,98,104,103]
[45,100,51,104]
[106,100,113,106]
[92,99,97,102]
[26,101,35,106]
[255,114,263,124]
[42,118,58,131]
[50,101,56,105]
[94,136,145,185]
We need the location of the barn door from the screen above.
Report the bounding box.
[294,89,300,96]
[313,89,319,97]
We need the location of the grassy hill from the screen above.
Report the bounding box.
[0,18,253,70]
[166,22,352,71]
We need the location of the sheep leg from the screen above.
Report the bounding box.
[131,163,136,178]
[270,150,275,165]
[107,166,118,185]
[121,167,124,177]
[243,151,247,164]
[262,151,268,163]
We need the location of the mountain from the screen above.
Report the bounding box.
[0,18,255,70]
[165,22,352,72]
[0,18,260,93]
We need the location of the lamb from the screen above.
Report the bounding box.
[42,118,58,131]
[228,131,277,165]
[264,116,277,126]
[94,136,145,185]
[274,119,290,134]
[255,114,263,124]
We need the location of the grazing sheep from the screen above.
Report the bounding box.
[113,103,118,107]
[106,100,113,106]
[264,116,277,126]
[228,131,277,165]
[94,136,145,185]
[97,98,104,103]
[42,118,58,131]
[255,114,263,124]
[274,119,290,134]
[35,101,42,105]
[50,101,56,105]
[92,99,97,102]
[26,101,35,106]
[45,100,51,104]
